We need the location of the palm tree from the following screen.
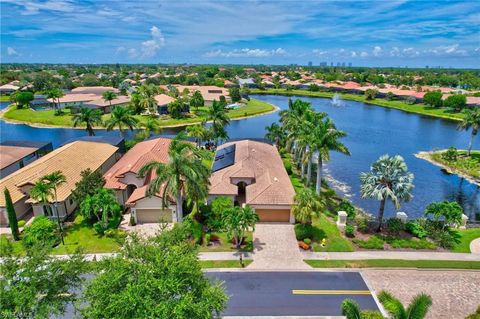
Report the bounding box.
[309,116,350,195]
[43,171,67,244]
[379,291,432,319]
[264,122,284,147]
[206,100,230,147]
[341,299,362,319]
[360,154,414,232]
[292,188,324,224]
[46,88,64,110]
[186,124,206,147]
[457,108,480,156]
[138,84,159,114]
[105,106,138,137]
[141,117,160,137]
[102,90,118,110]
[72,107,103,136]
[139,133,210,222]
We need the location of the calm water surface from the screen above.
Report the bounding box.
[0,97,478,219]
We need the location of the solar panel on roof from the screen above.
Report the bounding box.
[212,144,235,172]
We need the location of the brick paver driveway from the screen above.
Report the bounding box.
[249,223,310,269]
[363,269,480,319]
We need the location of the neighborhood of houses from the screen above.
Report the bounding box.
[0,136,296,228]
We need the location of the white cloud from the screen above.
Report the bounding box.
[7,47,19,56]
[115,46,126,55]
[360,51,368,57]
[350,51,357,57]
[372,46,382,57]
[204,48,287,58]
[128,48,138,58]
[312,49,328,56]
[140,26,165,58]
[390,47,400,57]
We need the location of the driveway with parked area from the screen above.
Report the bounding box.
[249,223,309,269]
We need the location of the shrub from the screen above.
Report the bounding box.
[386,218,404,236]
[435,229,460,249]
[405,221,428,238]
[361,310,384,319]
[339,200,356,220]
[294,223,316,241]
[353,235,384,249]
[386,92,396,101]
[303,238,312,245]
[205,233,211,244]
[441,147,458,161]
[283,158,293,175]
[465,306,480,319]
[93,222,105,235]
[22,216,59,248]
[129,214,136,226]
[356,215,370,233]
[345,224,355,238]
[365,89,378,100]
[387,238,436,250]
[0,235,13,256]
[17,220,26,228]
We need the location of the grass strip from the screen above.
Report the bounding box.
[305,259,480,269]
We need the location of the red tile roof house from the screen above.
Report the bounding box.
[208,140,296,223]
[103,137,180,224]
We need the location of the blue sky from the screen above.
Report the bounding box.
[1,0,479,68]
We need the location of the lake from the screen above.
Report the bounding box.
[0,96,478,220]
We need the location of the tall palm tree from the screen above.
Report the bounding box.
[102,90,118,110]
[457,108,480,156]
[264,122,284,147]
[46,88,64,110]
[138,84,159,114]
[105,106,138,137]
[139,133,210,222]
[72,107,103,136]
[309,116,350,195]
[43,171,67,244]
[379,291,432,319]
[186,124,206,147]
[292,188,324,224]
[141,117,160,137]
[206,100,230,147]
[360,154,414,232]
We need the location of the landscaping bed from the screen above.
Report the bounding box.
[198,231,254,252]
[305,259,480,269]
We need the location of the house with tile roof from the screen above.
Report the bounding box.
[103,137,179,224]
[0,141,118,225]
[208,140,296,223]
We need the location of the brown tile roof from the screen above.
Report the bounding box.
[209,140,295,206]
[0,141,118,206]
[104,137,172,190]
[154,94,176,106]
[85,95,131,108]
[0,145,39,170]
[71,86,120,94]
[48,93,98,104]
[160,85,229,102]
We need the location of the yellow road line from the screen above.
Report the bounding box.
[292,289,371,295]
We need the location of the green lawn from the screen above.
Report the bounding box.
[453,228,480,253]
[305,259,480,269]
[430,150,480,181]
[2,98,275,128]
[312,214,354,252]
[200,260,252,268]
[0,95,11,102]
[0,216,123,256]
[198,231,253,252]
[251,89,465,121]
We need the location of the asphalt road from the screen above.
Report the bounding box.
[206,271,379,317]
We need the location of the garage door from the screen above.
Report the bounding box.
[136,209,172,223]
[255,209,291,222]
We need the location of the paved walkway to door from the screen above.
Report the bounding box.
[249,223,310,269]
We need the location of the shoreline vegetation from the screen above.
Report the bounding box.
[0,98,277,129]
[416,150,480,186]
[250,88,465,121]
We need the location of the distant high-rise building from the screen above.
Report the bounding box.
[330,62,334,67]
[336,62,341,67]
[320,62,327,67]
[348,62,352,67]
[341,62,346,67]
[308,61,312,67]
[425,65,429,69]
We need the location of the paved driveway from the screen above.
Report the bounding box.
[249,223,309,269]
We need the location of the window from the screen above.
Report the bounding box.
[43,205,53,217]
[69,198,73,205]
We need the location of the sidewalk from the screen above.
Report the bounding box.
[303,251,480,261]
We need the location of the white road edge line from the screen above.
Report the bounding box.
[359,271,388,318]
